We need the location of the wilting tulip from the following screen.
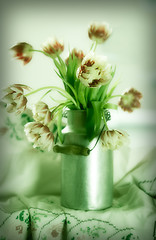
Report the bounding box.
[32,101,53,125]
[24,122,54,151]
[3,84,31,114]
[42,38,64,57]
[119,88,142,112]
[101,129,129,150]
[11,42,33,65]
[88,22,112,44]
[77,52,113,87]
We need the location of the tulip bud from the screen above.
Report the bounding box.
[42,38,64,57]
[88,22,112,44]
[11,42,33,65]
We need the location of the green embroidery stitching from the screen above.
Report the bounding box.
[68,218,119,234]
[121,233,139,240]
[138,177,156,197]
[80,225,106,238]
[16,210,30,230]
[67,217,138,240]
[108,228,139,240]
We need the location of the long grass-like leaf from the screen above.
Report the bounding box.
[53,58,66,79]
[57,108,63,143]
[77,82,87,109]
[40,89,52,100]
[91,101,103,134]
[107,78,120,98]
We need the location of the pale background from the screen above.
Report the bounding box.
[0,0,156,196]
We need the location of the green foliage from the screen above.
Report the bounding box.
[51,52,117,141]
[25,49,119,144]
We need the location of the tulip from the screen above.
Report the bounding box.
[77,52,113,87]
[42,38,64,57]
[11,42,33,65]
[101,129,129,150]
[119,88,142,112]
[24,122,54,151]
[88,22,112,44]
[3,84,31,114]
[32,101,53,125]
[65,48,85,65]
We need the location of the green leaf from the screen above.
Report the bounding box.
[107,78,120,98]
[53,58,66,79]
[77,82,87,109]
[96,85,106,101]
[91,101,103,135]
[111,65,116,78]
[103,103,118,110]
[40,89,52,100]
[99,83,110,102]
[66,52,78,88]
[57,108,63,143]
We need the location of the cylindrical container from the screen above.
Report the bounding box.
[61,110,113,210]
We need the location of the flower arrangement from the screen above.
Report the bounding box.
[2,22,142,154]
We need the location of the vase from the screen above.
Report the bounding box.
[60,110,113,210]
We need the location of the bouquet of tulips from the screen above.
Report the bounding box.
[2,22,142,153]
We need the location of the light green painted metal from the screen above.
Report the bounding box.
[61,110,113,210]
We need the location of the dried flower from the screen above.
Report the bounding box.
[2,84,31,114]
[88,22,112,44]
[77,52,113,87]
[119,88,142,112]
[24,122,54,151]
[11,42,33,65]
[101,129,129,150]
[32,101,53,125]
[42,38,64,57]
[65,48,85,65]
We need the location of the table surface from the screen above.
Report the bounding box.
[0,147,156,240]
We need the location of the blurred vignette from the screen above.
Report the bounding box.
[0,0,156,204]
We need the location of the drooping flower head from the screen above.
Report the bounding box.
[65,48,85,65]
[88,22,112,44]
[77,52,113,87]
[100,129,129,150]
[11,42,33,65]
[2,84,31,114]
[24,122,54,151]
[42,38,64,57]
[32,101,53,125]
[119,88,142,112]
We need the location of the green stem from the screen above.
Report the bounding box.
[61,78,80,109]
[93,41,98,52]
[30,49,80,109]
[105,94,122,102]
[25,86,79,108]
[90,42,95,51]
[102,111,109,130]
[30,49,54,60]
[25,86,62,97]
